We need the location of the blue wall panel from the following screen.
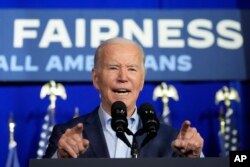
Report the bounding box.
[0,0,250,167]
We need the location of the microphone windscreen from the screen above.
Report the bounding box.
[138,103,159,133]
[138,103,155,114]
[111,101,127,117]
[111,101,128,133]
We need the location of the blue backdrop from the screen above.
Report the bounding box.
[0,1,250,167]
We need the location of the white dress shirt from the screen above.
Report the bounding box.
[98,105,140,158]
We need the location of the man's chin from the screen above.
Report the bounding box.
[112,95,130,102]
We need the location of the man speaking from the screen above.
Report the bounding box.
[43,37,204,158]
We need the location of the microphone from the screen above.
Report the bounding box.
[111,101,131,147]
[138,103,160,147]
[111,101,128,133]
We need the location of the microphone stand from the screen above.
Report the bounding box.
[124,129,139,158]
[130,129,144,158]
[116,127,158,159]
[131,135,139,158]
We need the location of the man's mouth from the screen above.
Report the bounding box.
[113,88,131,96]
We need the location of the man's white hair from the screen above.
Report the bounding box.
[94,37,145,68]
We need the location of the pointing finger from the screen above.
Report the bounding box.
[71,123,84,135]
[180,120,191,136]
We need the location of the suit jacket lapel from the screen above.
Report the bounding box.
[83,109,110,158]
[136,121,148,158]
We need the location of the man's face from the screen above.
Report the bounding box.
[92,42,145,116]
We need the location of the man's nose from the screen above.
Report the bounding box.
[117,68,128,82]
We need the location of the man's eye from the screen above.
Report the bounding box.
[109,66,118,70]
[128,68,137,71]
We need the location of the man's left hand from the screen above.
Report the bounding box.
[171,120,204,157]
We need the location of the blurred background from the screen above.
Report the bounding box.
[0,0,250,167]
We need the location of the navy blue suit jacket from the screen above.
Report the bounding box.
[43,107,179,158]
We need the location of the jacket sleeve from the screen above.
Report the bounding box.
[43,124,66,158]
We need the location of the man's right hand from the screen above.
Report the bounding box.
[57,123,89,158]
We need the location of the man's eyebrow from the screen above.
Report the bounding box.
[105,64,139,68]
[105,64,120,68]
[107,64,119,66]
[127,64,139,68]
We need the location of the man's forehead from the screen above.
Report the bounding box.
[104,42,138,50]
[103,43,142,57]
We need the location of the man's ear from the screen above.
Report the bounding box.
[92,68,100,90]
